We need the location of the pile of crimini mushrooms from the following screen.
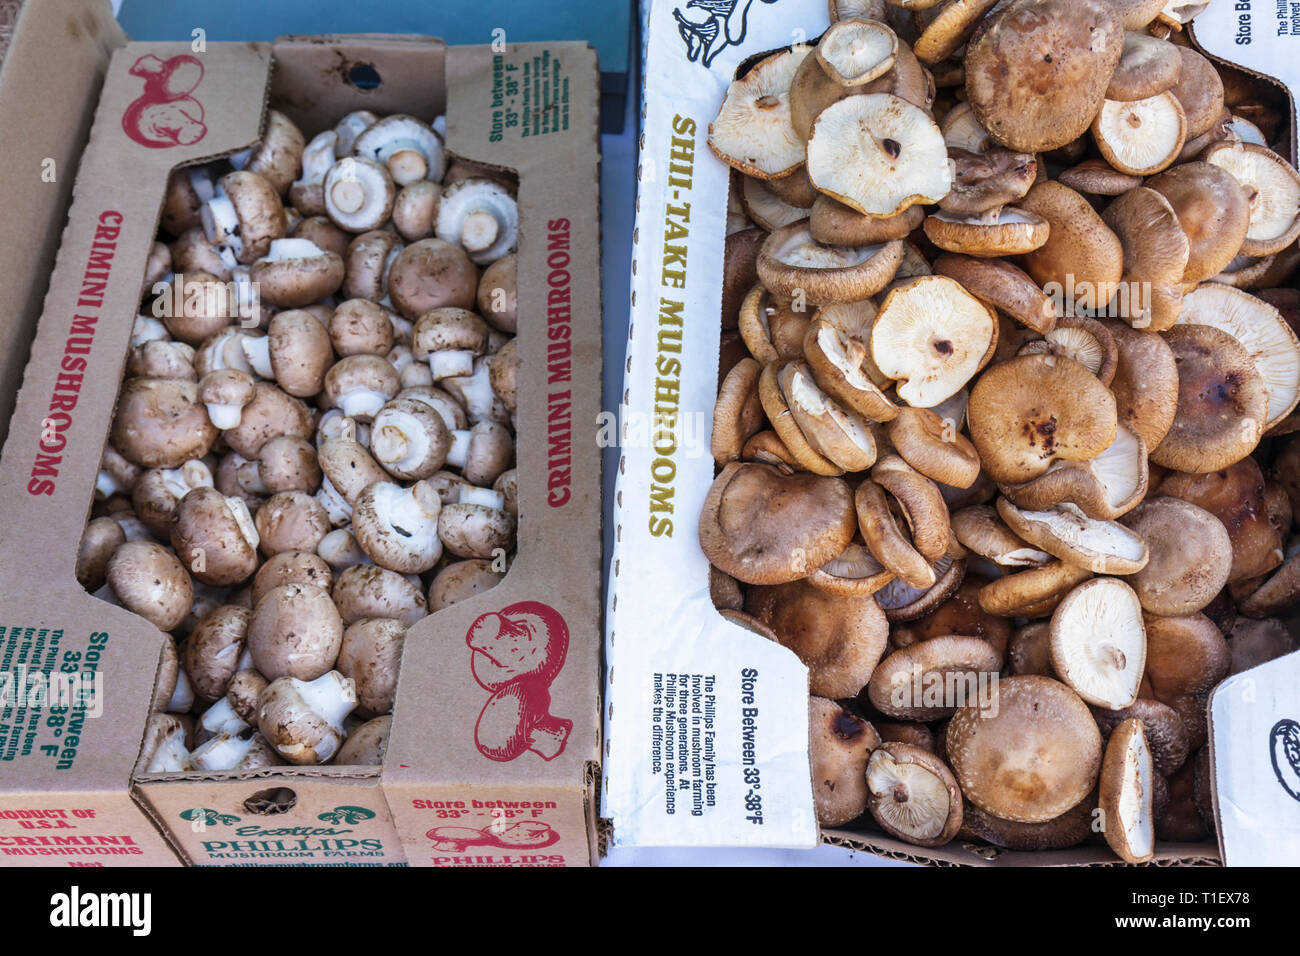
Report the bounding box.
[701,0,1300,860]
[80,108,521,773]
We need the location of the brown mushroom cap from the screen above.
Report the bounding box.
[959,793,1095,850]
[807,541,897,597]
[183,605,251,701]
[111,378,218,469]
[1106,32,1182,101]
[1017,181,1124,296]
[745,578,888,698]
[1092,698,1189,776]
[809,196,925,246]
[1100,187,1189,332]
[247,583,344,681]
[1097,718,1156,862]
[1145,162,1250,284]
[712,359,765,469]
[947,674,1103,823]
[967,354,1118,485]
[251,550,334,606]
[809,697,881,826]
[952,505,1051,568]
[1159,459,1283,584]
[886,406,981,488]
[1121,498,1232,615]
[865,742,963,846]
[170,487,260,587]
[216,171,286,264]
[756,221,904,304]
[978,559,1093,618]
[332,563,428,626]
[874,554,968,622]
[1168,46,1225,139]
[106,540,194,632]
[387,238,478,319]
[222,382,314,459]
[1057,159,1143,197]
[1150,324,1267,474]
[932,254,1055,335]
[336,618,406,718]
[1101,321,1179,449]
[866,636,1002,720]
[964,0,1124,153]
[997,498,1148,575]
[699,462,856,585]
[922,207,1050,257]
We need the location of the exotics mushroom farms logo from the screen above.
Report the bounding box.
[467,601,573,762]
[673,0,780,67]
[122,53,207,149]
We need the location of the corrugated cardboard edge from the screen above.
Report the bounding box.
[0,0,125,452]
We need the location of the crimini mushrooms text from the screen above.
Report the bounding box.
[546,218,574,507]
[29,210,124,496]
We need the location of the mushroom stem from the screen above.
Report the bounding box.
[461,210,501,253]
[428,349,475,380]
[445,429,472,470]
[458,485,505,510]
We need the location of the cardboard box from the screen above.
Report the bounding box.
[0,0,125,453]
[0,30,602,866]
[605,0,1297,865]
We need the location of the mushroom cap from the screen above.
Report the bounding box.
[1017,181,1124,294]
[1143,611,1230,707]
[332,563,428,626]
[1057,158,1144,196]
[324,156,397,233]
[939,147,1037,217]
[318,437,390,502]
[932,254,1055,335]
[709,48,810,180]
[959,793,1096,850]
[1106,31,1183,101]
[809,696,880,826]
[951,505,1051,567]
[1000,422,1149,521]
[856,479,937,588]
[914,0,1000,64]
[76,517,127,591]
[699,462,856,586]
[866,742,963,846]
[1049,576,1147,708]
[221,382,314,459]
[886,406,981,488]
[337,618,406,717]
[803,316,899,422]
[217,171,286,263]
[387,238,478,319]
[817,18,898,86]
[1168,45,1224,139]
[247,583,344,681]
[967,354,1118,485]
[809,195,925,246]
[1150,324,1267,473]
[866,636,1002,720]
[437,500,517,560]
[1097,718,1156,862]
[342,229,404,302]
[923,207,1049,257]
[477,253,518,333]
[111,377,218,468]
[871,276,996,408]
[170,486,261,586]
[738,174,811,232]
[250,239,345,308]
[183,604,251,701]
[1202,142,1300,257]
[392,179,442,242]
[712,358,765,466]
[243,109,306,195]
[1145,162,1250,284]
[946,674,1103,822]
[256,434,322,494]
[322,354,402,420]
[891,574,1013,662]
[1100,187,1189,332]
[254,491,331,556]
[352,114,444,185]
[257,671,356,765]
[1120,498,1231,615]
[371,396,453,480]
[263,309,335,397]
[353,480,444,572]
[978,559,1093,617]
[964,0,1124,153]
[1018,315,1119,384]
[428,559,507,611]
[806,541,897,596]
[1092,697,1189,776]
[779,361,878,472]
[807,93,951,217]
[106,540,194,632]
[756,221,903,303]
[746,578,889,698]
[998,499,1148,575]
[251,550,333,606]
[435,178,519,265]
[1091,93,1186,176]
[874,554,968,622]
[337,715,392,766]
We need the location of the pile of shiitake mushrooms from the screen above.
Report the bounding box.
[80,108,521,772]
[701,0,1300,861]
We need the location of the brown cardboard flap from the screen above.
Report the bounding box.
[271,34,447,131]
[384,43,602,796]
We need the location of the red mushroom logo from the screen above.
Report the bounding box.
[122,54,207,149]
[467,601,572,762]
[425,821,559,852]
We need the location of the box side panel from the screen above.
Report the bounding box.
[0,791,180,867]
[0,0,125,453]
[382,42,604,861]
[387,783,591,867]
[137,774,406,866]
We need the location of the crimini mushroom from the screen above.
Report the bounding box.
[257,670,357,765]
[324,156,396,233]
[332,563,428,626]
[236,109,306,196]
[352,114,444,186]
[170,487,260,587]
[428,559,507,611]
[201,171,286,264]
[353,480,444,573]
[247,582,343,682]
[387,238,479,318]
[249,238,345,308]
[336,618,406,717]
[182,605,250,702]
[337,715,392,765]
[106,541,194,632]
[436,179,518,264]
[111,378,218,469]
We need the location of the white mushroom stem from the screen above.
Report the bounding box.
[167,668,195,714]
[131,315,170,348]
[199,696,250,737]
[201,190,244,258]
[445,429,473,470]
[261,671,357,764]
[188,732,255,771]
[227,496,261,553]
[241,336,274,380]
[163,460,214,499]
[458,485,505,510]
[95,471,125,499]
[146,725,191,773]
[428,348,476,380]
[383,143,431,183]
[444,359,497,423]
[401,362,434,389]
[115,515,153,542]
[318,528,372,570]
[188,167,216,203]
[206,401,245,429]
[316,475,354,526]
[227,146,255,170]
[338,388,391,420]
[297,130,338,187]
[230,266,260,324]
[261,237,327,262]
[461,210,501,253]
